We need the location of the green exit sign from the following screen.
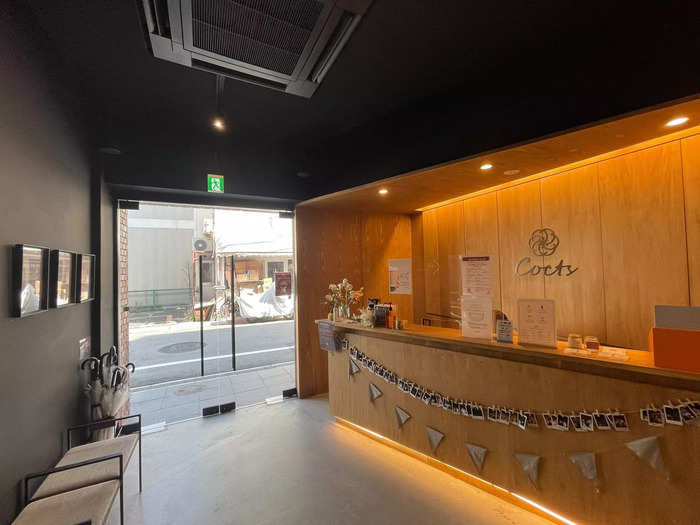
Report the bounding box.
[207,174,224,193]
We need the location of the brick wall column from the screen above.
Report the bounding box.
[118,208,130,417]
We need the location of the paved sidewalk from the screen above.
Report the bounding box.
[130,362,295,426]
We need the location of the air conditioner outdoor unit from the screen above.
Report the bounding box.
[193,237,211,252]
[138,0,373,98]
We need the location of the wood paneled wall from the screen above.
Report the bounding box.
[416,134,700,349]
[295,208,414,396]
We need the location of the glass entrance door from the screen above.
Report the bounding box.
[123,203,296,426]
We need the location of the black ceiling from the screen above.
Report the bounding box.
[24,0,700,202]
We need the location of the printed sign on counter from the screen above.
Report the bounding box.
[461,255,494,297]
[517,298,557,348]
[461,296,493,340]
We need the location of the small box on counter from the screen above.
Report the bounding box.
[649,327,700,373]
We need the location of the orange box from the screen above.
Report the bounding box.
[649,327,700,373]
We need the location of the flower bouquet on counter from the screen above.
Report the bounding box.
[324,279,363,320]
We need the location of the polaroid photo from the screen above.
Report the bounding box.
[556,413,570,431]
[640,407,649,423]
[415,386,425,400]
[690,400,700,412]
[421,390,433,405]
[516,411,528,430]
[471,404,485,420]
[570,414,585,432]
[487,406,499,422]
[663,403,683,426]
[452,401,462,415]
[498,408,511,425]
[647,407,664,427]
[592,411,610,430]
[611,412,629,431]
[398,378,406,391]
[342,339,349,350]
[679,403,697,423]
[542,412,555,429]
[410,383,420,398]
[389,372,398,385]
[580,412,594,432]
[442,397,451,411]
[525,411,539,428]
[465,402,473,417]
[404,381,415,394]
[349,346,356,358]
[431,393,443,407]
[509,409,520,426]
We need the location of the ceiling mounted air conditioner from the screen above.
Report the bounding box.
[138,0,373,97]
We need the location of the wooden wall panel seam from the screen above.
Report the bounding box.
[679,139,693,306]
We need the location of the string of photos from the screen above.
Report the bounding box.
[346,342,700,432]
[346,342,698,488]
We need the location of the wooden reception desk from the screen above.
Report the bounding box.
[325,321,700,525]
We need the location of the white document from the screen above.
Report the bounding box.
[461,296,493,340]
[461,255,493,297]
[389,258,412,295]
[517,299,557,348]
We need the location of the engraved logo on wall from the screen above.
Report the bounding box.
[516,228,579,277]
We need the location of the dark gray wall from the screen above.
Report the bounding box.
[0,6,95,521]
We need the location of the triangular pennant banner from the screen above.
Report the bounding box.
[569,452,598,482]
[466,443,488,473]
[426,426,444,453]
[349,359,360,376]
[515,453,541,488]
[369,383,383,402]
[395,406,411,427]
[625,436,668,477]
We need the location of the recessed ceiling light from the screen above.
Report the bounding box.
[503,169,520,176]
[378,188,388,195]
[666,116,688,127]
[212,118,225,131]
[480,163,493,171]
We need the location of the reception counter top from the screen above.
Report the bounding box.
[327,321,700,392]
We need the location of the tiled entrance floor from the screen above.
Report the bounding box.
[130,363,295,426]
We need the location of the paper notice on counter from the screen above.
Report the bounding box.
[389,258,412,294]
[461,296,493,340]
[517,299,557,348]
[461,255,493,297]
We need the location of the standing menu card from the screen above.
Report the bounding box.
[460,255,494,340]
[517,299,557,348]
[461,255,494,297]
[461,296,493,340]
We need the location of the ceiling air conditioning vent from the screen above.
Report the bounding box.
[138,0,373,98]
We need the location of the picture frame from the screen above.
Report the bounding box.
[75,253,96,303]
[49,250,76,308]
[12,244,50,317]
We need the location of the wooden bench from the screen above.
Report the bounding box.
[15,414,142,525]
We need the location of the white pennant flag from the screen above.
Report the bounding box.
[395,406,411,427]
[369,382,383,402]
[466,443,488,473]
[569,452,598,482]
[349,359,360,377]
[626,436,668,478]
[426,426,444,453]
[515,453,541,488]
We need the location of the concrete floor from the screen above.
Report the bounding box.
[111,396,548,525]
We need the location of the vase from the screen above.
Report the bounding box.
[336,304,349,320]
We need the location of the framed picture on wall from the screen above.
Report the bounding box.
[12,244,50,317]
[49,250,76,308]
[75,253,96,303]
